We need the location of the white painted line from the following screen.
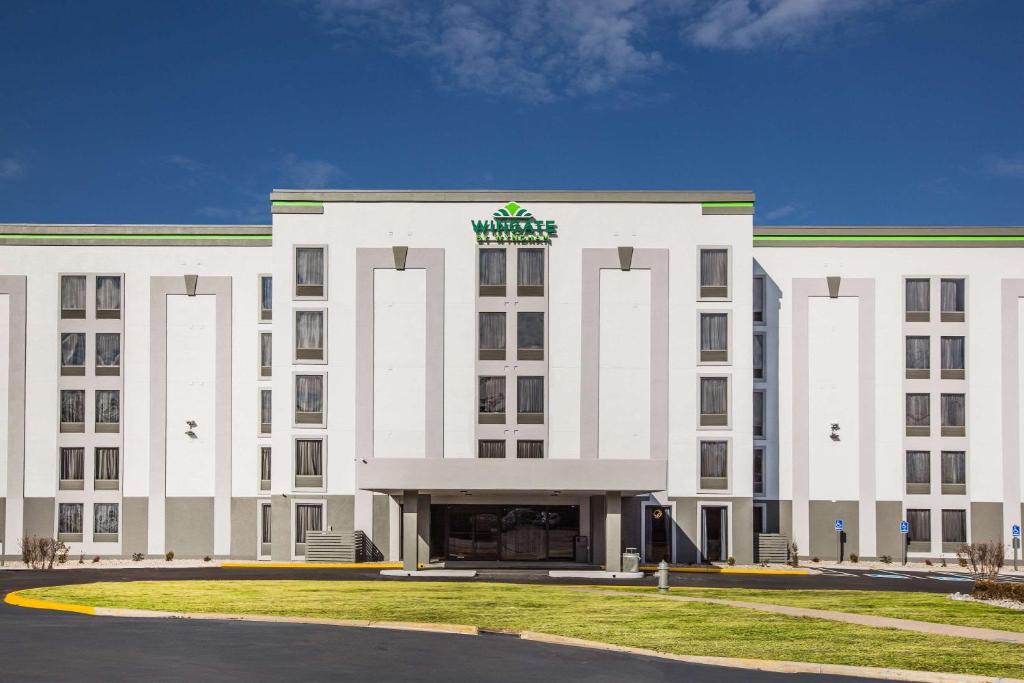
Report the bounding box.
[817,568,857,577]
[865,572,911,579]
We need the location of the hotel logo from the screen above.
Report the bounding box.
[471,202,558,243]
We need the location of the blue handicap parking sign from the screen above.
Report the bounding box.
[1013,524,1021,538]
[834,519,844,532]
[900,520,909,534]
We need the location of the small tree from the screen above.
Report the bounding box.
[957,541,1005,579]
[787,542,799,567]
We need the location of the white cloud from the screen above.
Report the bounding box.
[165,154,203,171]
[0,158,24,180]
[762,203,799,221]
[279,153,342,187]
[984,155,1024,179]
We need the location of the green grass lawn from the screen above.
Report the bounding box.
[21,580,1024,679]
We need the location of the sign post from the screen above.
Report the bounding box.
[900,520,910,566]
[834,519,844,563]
[1013,524,1021,572]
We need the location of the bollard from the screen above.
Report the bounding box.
[657,560,669,593]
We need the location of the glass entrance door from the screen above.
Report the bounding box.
[701,506,727,562]
[440,505,579,561]
[645,506,672,562]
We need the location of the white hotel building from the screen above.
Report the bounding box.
[0,190,1021,569]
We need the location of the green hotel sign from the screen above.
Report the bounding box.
[472,202,558,243]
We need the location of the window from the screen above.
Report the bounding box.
[905,451,930,494]
[94,503,119,541]
[60,390,85,432]
[59,448,84,490]
[940,393,965,437]
[60,275,86,319]
[941,509,967,548]
[753,448,765,496]
[260,332,272,377]
[517,249,544,296]
[517,312,544,360]
[295,310,325,361]
[95,275,121,318]
[752,277,765,323]
[517,376,544,423]
[940,336,965,379]
[294,503,323,556]
[517,440,544,459]
[906,508,930,549]
[753,391,765,438]
[699,313,728,362]
[295,374,324,425]
[699,249,728,298]
[58,503,83,541]
[940,278,965,322]
[95,390,120,432]
[699,440,728,490]
[905,278,929,321]
[478,440,506,459]
[905,336,930,379]
[260,503,272,556]
[941,451,966,495]
[295,247,325,298]
[295,439,324,488]
[259,275,273,321]
[479,376,506,423]
[260,389,272,434]
[60,333,86,376]
[478,312,506,360]
[95,448,119,489]
[905,393,930,436]
[260,447,272,491]
[95,333,120,376]
[479,248,506,296]
[752,333,765,380]
[699,377,728,426]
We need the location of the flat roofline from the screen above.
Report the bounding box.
[0,224,271,246]
[754,225,1024,247]
[270,189,755,203]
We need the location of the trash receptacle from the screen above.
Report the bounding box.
[574,535,589,563]
[622,547,640,573]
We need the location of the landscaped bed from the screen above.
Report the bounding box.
[18,581,1024,679]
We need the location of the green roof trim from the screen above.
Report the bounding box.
[272,200,324,206]
[754,235,1024,242]
[702,201,754,208]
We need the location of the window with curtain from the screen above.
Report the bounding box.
[478,440,506,459]
[295,375,324,422]
[753,448,764,495]
[60,390,85,424]
[753,391,765,438]
[295,439,323,487]
[941,451,966,494]
[517,312,543,359]
[700,441,728,489]
[95,333,120,370]
[753,334,765,380]
[260,333,272,376]
[517,440,544,459]
[95,390,120,425]
[478,312,506,359]
[941,509,967,543]
[517,249,544,294]
[479,376,506,415]
[905,278,929,315]
[60,275,86,317]
[905,394,930,427]
[941,336,964,372]
[295,311,324,360]
[260,447,272,488]
[295,247,325,289]
[261,504,272,544]
[905,336,929,370]
[260,389,272,432]
[699,249,728,296]
[295,503,323,545]
[260,275,273,320]
[907,509,930,542]
[60,448,84,481]
[95,275,121,316]
[940,278,965,314]
[752,277,765,322]
[940,394,965,428]
[58,503,83,534]
[94,503,119,535]
[517,376,544,415]
[95,448,119,481]
[700,377,728,422]
[479,249,506,293]
[700,313,728,361]
[61,333,85,369]
[905,451,930,493]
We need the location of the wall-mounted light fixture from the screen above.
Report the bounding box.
[185,419,198,439]
[830,423,840,441]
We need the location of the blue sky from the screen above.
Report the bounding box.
[0,0,1021,225]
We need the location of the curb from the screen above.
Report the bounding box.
[4,591,95,615]
[220,562,403,569]
[638,565,809,575]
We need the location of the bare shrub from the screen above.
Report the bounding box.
[18,536,70,570]
[957,541,1005,579]
[787,542,799,567]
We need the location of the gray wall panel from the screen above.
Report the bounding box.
[971,503,1003,545]
[271,495,290,561]
[370,494,389,561]
[808,500,859,561]
[874,501,903,561]
[23,498,55,539]
[231,497,257,559]
[327,496,355,534]
[669,497,753,564]
[122,497,148,558]
[165,497,213,558]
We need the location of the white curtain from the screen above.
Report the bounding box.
[941,509,966,543]
[479,249,505,286]
[700,249,727,287]
[295,504,323,543]
[295,375,323,413]
[61,276,86,311]
[295,311,323,351]
[753,450,764,493]
[905,451,930,484]
[905,336,929,369]
[700,377,727,415]
[517,312,543,350]
[517,376,543,414]
[260,390,272,425]
[61,390,85,423]
[941,336,964,370]
[260,333,272,368]
[95,276,121,310]
[261,276,273,311]
[295,248,324,285]
[261,506,272,543]
[478,440,506,458]
[906,394,929,426]
[260,447,272,481]
[295,439,323,476]
[941,451,966,484]
[94,503,119,534]
[95,448,119,480]
[701,314,727,351]
[479,376,505,413]
[753,391,765,435]
[940,394,965,427]
[61,333,85,366]
[60,448,84,480]
[752,277,765,318]
[905,279,929,312]
[907,509,930,542]
[517,249,544,286]
[517,441,544,459]
[940,279,964,312]
[479,313,505,351]
[95,333,120,367]
[700,441,728,477]
[752,334,764,373]
[96,390,120,424]
[58,503,83,534]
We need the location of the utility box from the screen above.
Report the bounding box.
[574,535,589,563]
[622,547,640,573]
